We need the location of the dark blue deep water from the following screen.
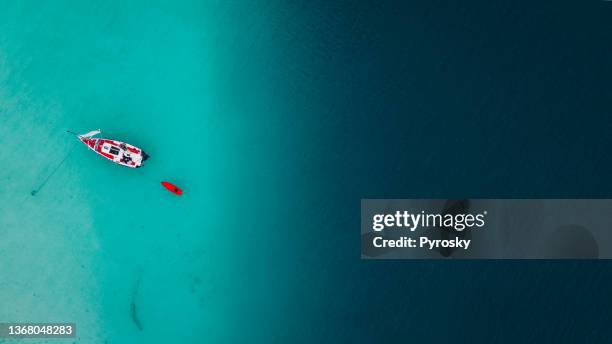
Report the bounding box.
[290,2,612,343]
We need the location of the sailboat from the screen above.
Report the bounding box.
[70,129,149,168]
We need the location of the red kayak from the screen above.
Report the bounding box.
[161,181,183,195]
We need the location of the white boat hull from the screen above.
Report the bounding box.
[77,130,148,168]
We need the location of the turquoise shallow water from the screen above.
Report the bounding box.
[0,1,311,342]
